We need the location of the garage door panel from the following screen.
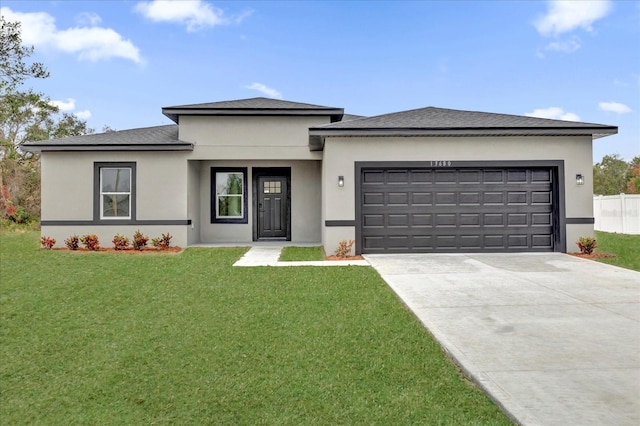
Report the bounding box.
[388,192,409,205]
[360,166,557,253]
[363,192,384,205]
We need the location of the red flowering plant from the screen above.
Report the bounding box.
[577,237,597,255]
[80,234,100,251]
[132,230,149,250]
[40,236,56,249]
[0,185,17,219]
[112,234,130,250]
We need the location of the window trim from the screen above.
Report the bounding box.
[211,167,248,224]
[94,162,136,222]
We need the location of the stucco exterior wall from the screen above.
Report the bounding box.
[321,135,594,253]
[187,160,201,245]
[39,151,191,247]
[182,116,327,160]
[198,160,321,243]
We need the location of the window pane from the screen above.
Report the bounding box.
[216,172,243,195]
[103,194,130,217]
[102,168,131,192]
[217,195,242,217]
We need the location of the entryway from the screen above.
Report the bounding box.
[253,168,291,240]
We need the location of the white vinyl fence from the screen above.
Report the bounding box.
[593,194,640,235]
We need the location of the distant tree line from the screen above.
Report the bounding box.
[593,154,640,196]
[1,16,93,223]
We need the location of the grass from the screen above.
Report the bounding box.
[278,245,325,261]
[0,231,511,425]
[594,231,640,271]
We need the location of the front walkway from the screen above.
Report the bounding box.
[232,245,369,267]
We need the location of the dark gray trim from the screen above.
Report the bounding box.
[27,144,193,152]
[252,167,292,241]
[41,219,192,226]
[94,162,137,223]
[325,220,355,227]
[211,167,249,224]
[566,217,595,224]
[354,160,567,254]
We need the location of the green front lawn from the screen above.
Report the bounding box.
[0,231,510,424]
[594,231,640,271]
[279,245,325,261]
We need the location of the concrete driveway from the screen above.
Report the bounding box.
[365,253,640,426]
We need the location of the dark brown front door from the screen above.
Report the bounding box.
[257,175,289,239]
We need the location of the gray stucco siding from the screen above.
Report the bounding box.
[320,135,594,254]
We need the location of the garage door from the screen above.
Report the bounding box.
[359,166,557,253]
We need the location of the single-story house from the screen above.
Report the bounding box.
[23,97,617,254]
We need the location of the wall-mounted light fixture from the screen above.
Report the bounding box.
[576,174,584,185]
[338,175,344,187]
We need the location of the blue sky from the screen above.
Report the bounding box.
[2,0,639,162]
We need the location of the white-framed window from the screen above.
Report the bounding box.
[211,167,247,223]
[94,162,136,221]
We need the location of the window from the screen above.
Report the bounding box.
[211,167,247,223]
[94,162,136,221]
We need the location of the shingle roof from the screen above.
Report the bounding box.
[22,125,192,152]
[308,106,617,151]
[314,106,616,130]
[163,97,344,123]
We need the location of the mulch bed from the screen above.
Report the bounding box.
[49,247,182,254]
[325,255,365,261]
[568,252,616,259]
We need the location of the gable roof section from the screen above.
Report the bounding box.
[22,125,192,152]
[308,106,618,150]
[163,97,344,123]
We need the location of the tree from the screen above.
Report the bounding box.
[626,156,640,194]
[0,16,94,221]
[0,17,49,92]
[593,154,630,195]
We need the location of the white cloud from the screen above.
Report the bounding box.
[534,0,612,36]
[76,12,102,26]
[49,98,76,111]
[525,107,581,122]
[544,36,581,53]
[135,0,228,31]
[74,110,92,120]
[599,102,632,114]
[0,7,142,64]
[245,83,283,99]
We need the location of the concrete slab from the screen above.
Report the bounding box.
[365,253,640,426]
[233,246,369,267]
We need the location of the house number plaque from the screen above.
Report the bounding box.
[429,161,452,167]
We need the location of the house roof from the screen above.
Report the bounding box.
[308,106,618,150]
[162,97,345,123]
[22,125,192,152]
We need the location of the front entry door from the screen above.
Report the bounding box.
[257,175,289,239]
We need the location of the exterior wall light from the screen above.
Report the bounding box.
[576,174,584,185]
[338,176,344,187]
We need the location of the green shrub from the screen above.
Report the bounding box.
[9,206,32,224]
[577,236,597,255]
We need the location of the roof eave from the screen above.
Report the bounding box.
[308,126,618,151]
[22,143,194,153]
[162,108,345,124]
